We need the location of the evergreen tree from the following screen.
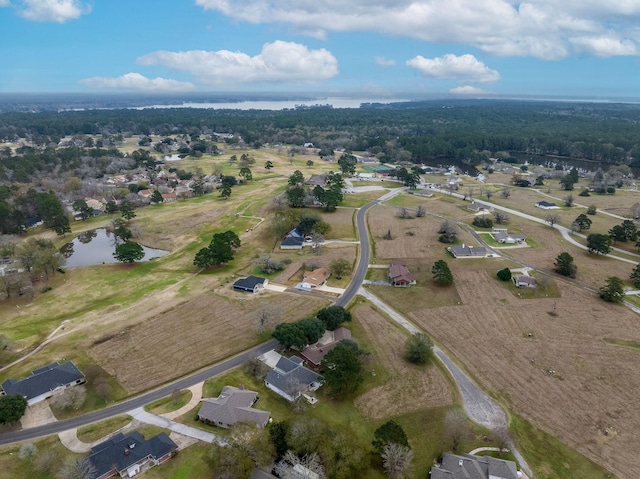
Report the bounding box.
[432,260,453,285]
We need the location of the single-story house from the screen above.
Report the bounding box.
[265,356,323,402]
[301,327,352,368]
[535,200,558,209]
[198,386,270,428]
[430,452,519,479]
[137,189,154,199]
[449,244,488,258]
[304,173,329,187]
[87,431,177,479]
[281,227,305,250]
[513,275,537,288]
[301,268,331,288]
[388,261,417,287]
[467,201,493,214]
[1,361,86,406]
[161,192,177,202]
[232,276,268,294]
[492,231,527,244]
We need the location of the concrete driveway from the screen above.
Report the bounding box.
[20,401,57,429]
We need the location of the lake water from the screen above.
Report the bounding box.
[132,97,410,110]
[61,229,169,268]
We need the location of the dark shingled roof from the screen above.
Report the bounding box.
[88,431,177,478]
[430,452,518,479]
[1,362,85,401]
[266,356,322,397]
[232,275,267,292]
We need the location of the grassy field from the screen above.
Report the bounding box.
[76,414,132,442]
[145,390,193,415]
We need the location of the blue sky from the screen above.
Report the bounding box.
[1,0,640,98]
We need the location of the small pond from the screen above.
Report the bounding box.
[61,228,169,268]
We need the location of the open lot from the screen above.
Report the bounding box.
[390,268,640,478]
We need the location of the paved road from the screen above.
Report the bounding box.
[0,339,277,446]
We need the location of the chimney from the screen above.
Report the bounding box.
[124,449,130,456]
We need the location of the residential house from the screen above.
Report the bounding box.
[265,356,323,402]
[198,386,270,428]
[449,244,488,258]
[137,189,154,199]
[304,173,329,187]
[467,201,493,214]
[280,227,305,250]
[388,261,417,287]
[429,452,519,479]
[1,361,86,406]
[86,431,177,479]
[161,192,177,202]
[232,276,268,294]
[301,327,352,368]
[513,275,537,288]
[300,268,330,289]
[535,201,558,209]
[492,231,526,244]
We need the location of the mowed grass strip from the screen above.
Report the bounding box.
[77,415,132,443]
[145,390,193,415]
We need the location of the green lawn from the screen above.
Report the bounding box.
[145,390,193,415]
[77,415,132,442]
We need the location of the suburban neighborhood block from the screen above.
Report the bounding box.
[198,385,270,428]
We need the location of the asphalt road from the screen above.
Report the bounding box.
[0,339,278,446]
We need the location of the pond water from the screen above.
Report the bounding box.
[61,229,169,268]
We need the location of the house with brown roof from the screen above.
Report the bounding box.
[301,268,331,288]
[198,386,270,429]
[388,261,416,287]
[301,327,352,367]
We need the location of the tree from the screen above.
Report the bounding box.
[609,224,627,243]
[286,186,306,208]
[563,194,574,207]
[306,160,314,168]
[444,409,469,452]
[338,152,357,176]
[239,166,253,183]
[112,218,132,241]
[398,207,412,219]
[219,182,232,199]
[472,216,493,228]
[193,231,238,268]
[51,386,86,410]
[330,258,352,280]
[191,178,206,196]
[18,443,37,462]
[587,233,612,255]
[630,264,640,288]
[113,242,145,263]
[500,187,511,199]
[496,268,512,281]
[545,213,559,226]
[559,174,576,190]
[105,200,118,214]
[119,198,136,220]
[272,323,310,350]
[72,199,93,220]
[58,458,97,479]
[322,340,365,399]
[150,189,164,204]
[269,421,289,458]
[404,333,433,365]
[264,160,274,170]
[0,394,27,424]
[573,214,592,231]
[372,421,409,454]
[587,204,597,215]
[288,170,305,186]
[493,211,509,224]
[381,443,414,479]
[432,260,453,285]
[416,205,426,217]
[317,306,352,330]
[208,442,255,479]
[437,220,458,244]
[599,276,625,303]
[554,252,577,278]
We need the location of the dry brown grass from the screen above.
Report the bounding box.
[352,304,454,418]
[270,244,357,286]
[389,269,640,478]
[89,292,329,393]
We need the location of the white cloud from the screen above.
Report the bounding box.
[375,56,396,67]
[450,85,486,95]
[0,0,10,7]
[16,0,91,22]
[407,54,500,83]
[137,41,338,85]
[79,73,195,92]
[570,35,638,57]
[194,0,640,60]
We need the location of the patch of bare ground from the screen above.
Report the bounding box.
[352,304,453,419]
[270,244,357,285]
[403,269,640,478]
[369,205,479,260]
[89,292,328,394]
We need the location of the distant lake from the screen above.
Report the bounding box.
[61,229,169,268]
[132,97,410,111]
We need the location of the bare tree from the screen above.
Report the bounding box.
[51,386,86,410]
[58,457,97,479]
[631,202,640,219]
[281,451,326,479]
[35,449,57,472]
[171,389,182,404]
[311,232,324,254]
[492,428,510,457]
[444,409,469,452]
[465,187,475,200]
[416,205,426,217]
[493,211,510,224]
[383,229,393,240]
[244,358,269,379]
[398,207,412,219]
[18,443,37,462]
[381,443,414,479]
[95,381,112,403]
[500,187,511,199]
[254,306,280,334]
[486,189,493,200]
[563,194,574,207]
[545,213,560,226]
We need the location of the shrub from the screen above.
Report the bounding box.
[496,268,512,281]
[472,216,493,228]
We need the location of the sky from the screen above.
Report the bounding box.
[1,0,640,98]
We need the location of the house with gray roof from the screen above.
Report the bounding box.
[513,275,537,288]
[280,227,305,250]
[1,361,85,406]
[198,386,270,428]
[535,200,558,209]
[449,244,488,258]
[429,452,519,479]
[265,356,323,402]
[467,201,493,214]
[232,276,268,293]
[87,431,177,479]
[492,231,526,244]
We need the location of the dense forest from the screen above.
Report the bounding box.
[2,100,640,168]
